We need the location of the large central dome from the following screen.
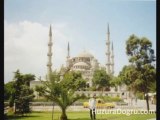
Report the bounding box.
[77,50,94,58]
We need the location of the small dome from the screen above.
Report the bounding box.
[73,62,89,67]
[77,50,94,58]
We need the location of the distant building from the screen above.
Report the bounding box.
[65,49,100,87]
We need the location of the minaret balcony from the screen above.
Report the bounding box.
[105,53,110,55]
[106,42,110,45]
[47,63,52,66]
[47,53,52,56]
[48,43,53,46]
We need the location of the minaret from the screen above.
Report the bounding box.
[66,42,70,68]
[111,42,114,75]
[106,23,111,74]
[67,42,70,59]
[47,25,53,80]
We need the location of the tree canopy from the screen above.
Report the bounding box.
[92,69,111,91]
[6,70,35,115]
[4,81,15,101]
[123,34,156,111]
[36,71,86,120]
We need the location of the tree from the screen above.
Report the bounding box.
[92,69,111,92]
[118,65,138,90]
[13,70,35,115]
[118,65,140,100]
[4,81,15,107]
[35,85,46,99]
[125,34,156,111]
[109,76,122,92]
[149,81,156,92]
[36,71,86,120]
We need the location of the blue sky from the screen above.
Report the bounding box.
[4,0,156,83]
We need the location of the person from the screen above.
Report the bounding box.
[89,94,96,120]
[135,97,137,105]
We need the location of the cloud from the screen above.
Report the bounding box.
[4,20,127,83]
[4,20,69,83]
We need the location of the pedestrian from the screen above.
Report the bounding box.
[89,94,96,120]
[135,97,137,105]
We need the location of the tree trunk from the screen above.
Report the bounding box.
[145,93,150,112]
[60,109,67,120]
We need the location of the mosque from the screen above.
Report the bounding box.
[47,24,114,86]
[30,24,129,99]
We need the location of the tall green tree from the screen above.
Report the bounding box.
[13,70,35,115]
[92,69,111,92]
[118,65,140,100]
[4,81,15,107]
[125,34,156,111]
[149,81,156,92]
[35,85,47,99]
[36,71,86,120]
[109,76,122,92]
[118,65,138,90]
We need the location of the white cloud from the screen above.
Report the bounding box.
[4,20,124,83]
[4,20,69,83]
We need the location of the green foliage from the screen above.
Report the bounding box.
[36,71,87,120]
[109,76,122,87]
[13,70,35,115]
[126,34,155,67]
[92,69,111,91]
[35,85,47,97]
[100,96,123,102]
[61,71,86,91]
[32,98,51,102]
[149,81,156,92]
[136,92,144,100]
[4,81,15,107]
[4,81,15,100]
[124,34,156,111]
[118,65,138,91]
[88,86,97,91]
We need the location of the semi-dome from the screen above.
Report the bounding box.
[77,50,94,58]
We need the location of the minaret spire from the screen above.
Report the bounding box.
[107,23,110,34]
[66,42,70,68]
[49,25,52,36]
[106,23,111,74]
[47,24,53,80]
[111,42,114,75]
[67,42,70,59]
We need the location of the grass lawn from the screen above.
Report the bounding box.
[6,111,156,120]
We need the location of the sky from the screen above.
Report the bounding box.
[4,0,156,83]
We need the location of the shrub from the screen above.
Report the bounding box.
[101,96,123,102]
